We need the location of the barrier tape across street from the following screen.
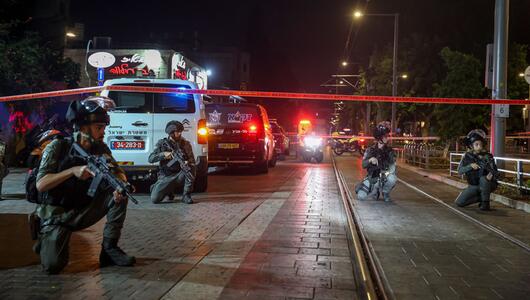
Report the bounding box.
[0,85,528,105]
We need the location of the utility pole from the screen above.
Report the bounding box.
[491,0,509,157]
[391,14,399,136]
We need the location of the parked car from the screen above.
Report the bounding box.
[206,103,276,173]
[101,78,209,192]
[269,120,290,159]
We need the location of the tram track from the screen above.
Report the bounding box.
[333,153,530,300]
[331,155,392,300]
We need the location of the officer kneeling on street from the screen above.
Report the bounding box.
[455,129,499,211]
[149,121,195,204]
[355,122,397,202]
[33,97,135,274]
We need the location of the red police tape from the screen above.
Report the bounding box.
[0,85,528,105]
[0,86,104,102]
[288,135,441,140]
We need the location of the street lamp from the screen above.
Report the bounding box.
[341,61,348,67]
[64,32,77,48]
[354,11,399,136]
[401,74,408,79]
[353,11,363,18]
[519,72,525,77]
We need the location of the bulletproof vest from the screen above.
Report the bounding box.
[367,145,393,178]
[41,139,109,209]
[159,138,187,176]
[462,152,485,186]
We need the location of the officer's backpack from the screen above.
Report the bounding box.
[25,138,72,203]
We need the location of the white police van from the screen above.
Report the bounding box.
[101,78,208,192]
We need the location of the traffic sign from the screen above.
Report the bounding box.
[97,68,104,86]
[524,66,530,84]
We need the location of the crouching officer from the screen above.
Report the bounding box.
[33,96,135,274]
[355,122,397,202]
[149,121,195,204]
[455,129,499,211]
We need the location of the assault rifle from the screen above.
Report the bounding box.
[470,153,500,180]
[71,143,138,205]
[165,141,194,182]
[366,147,394,199]
[366,147,391,177]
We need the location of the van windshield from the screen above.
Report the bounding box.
[108,83,196,114]
[206,105,260,128]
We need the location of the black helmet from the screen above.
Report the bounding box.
[165,120,184,134]
[465,129,486,147]
[373,121,391,140]
[66,96,115,127]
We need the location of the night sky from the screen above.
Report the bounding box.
[69,0,530,130]
[71,0,530,93]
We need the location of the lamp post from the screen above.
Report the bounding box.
[491,0,509,157]
[64,31,76,48]
[354,11,399,135]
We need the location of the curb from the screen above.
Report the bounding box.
[398,162,530,214]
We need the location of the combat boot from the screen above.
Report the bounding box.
[28,213,41,241]
[28,213,42,254]
[100,238,136,267]
[182,193,193,204]
[162,193,175,202]
[383,193,392,202]
[479,201,491,211]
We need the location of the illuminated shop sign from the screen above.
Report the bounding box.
[171,53,208,90]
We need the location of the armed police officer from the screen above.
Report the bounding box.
[32,97,135,274]
[455,129,499,211]
[149,121,195,204]
[355,122,397,202]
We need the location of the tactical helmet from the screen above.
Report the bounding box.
[66,96,115,128]
[373,121,391,140]
[37,129,62,144]
[165,120,184,134]
[465,129,486,147]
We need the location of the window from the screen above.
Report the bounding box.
[108,91,153,113]
[154,92,195,114]
[108,83,195,114]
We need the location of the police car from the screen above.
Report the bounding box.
[100,78,208,192]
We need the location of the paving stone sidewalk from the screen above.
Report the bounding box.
[0,160,358,300]
[335,155,530,300]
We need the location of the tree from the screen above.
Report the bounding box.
[395,34,445,136]
[363,34,446,136]
[0,22,80,96]
[432,47,488,143]
[364,46,393,123]
[506,43,529,132]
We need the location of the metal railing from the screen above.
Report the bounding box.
[449,152,530,192]
[404,143,449,169]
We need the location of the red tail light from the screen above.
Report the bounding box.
[198,119,208,144]
[249,124,258,134]
[360,138,365,143]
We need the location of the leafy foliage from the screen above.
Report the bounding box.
[0,21,80,96]
[432,47,488,141]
